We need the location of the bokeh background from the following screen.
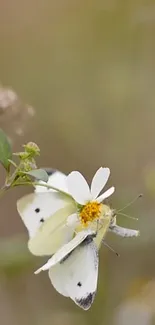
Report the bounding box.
[0,0,155,324]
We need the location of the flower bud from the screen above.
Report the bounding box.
[23,142,40,156]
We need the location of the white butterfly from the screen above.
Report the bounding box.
[35,229,99,310]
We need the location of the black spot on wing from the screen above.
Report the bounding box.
[75,292,96,310]
[77,282,82,287]
[35,208,40,213]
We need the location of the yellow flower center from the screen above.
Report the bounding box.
[80,201,102,225]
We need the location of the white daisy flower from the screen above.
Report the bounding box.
[67,167,114,205]
[66,167,115,227]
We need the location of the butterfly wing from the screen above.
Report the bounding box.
[17,191,76,256]
[34,169,68,193]
[35,229,95,271]
[17,167,77,256]
[49,237,98,310]
[17,191,69,237]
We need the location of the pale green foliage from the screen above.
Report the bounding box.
[0,129,49,193]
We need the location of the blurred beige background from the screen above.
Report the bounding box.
[0,0,155,324]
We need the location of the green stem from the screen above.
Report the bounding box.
[0,179,73,200]
[13,180,72,199]
[33,182,72,198]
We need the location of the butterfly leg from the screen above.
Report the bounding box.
[109,224,140,237]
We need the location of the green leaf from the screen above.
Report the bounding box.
[0,128,12,170]
[25,169,49,182]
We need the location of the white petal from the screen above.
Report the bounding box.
[91,167,110,199]
[66,171,91,205]
[96,186,115,203]
[47,171,68,193]
[34,171,68,193]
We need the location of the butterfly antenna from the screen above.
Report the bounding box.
[117,212,138,221]
[102,240,120,257]
[116,194,143,213]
